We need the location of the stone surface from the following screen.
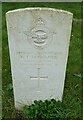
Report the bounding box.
[6,8,73,109]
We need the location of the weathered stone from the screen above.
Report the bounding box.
[6,8,73,109]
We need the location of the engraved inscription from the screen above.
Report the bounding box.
[17,51,57,65]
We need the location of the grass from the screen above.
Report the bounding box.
[2,2,81,120]
[0,2,2,120]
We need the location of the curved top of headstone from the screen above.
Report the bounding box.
[6,7,73,16]
[6,7,73,49]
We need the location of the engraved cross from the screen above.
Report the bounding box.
[30,68,48,91]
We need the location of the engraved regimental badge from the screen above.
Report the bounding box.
[25,17,55,48]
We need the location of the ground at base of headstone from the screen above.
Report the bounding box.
[13,99,80,120]
[22,99,64,119]
[2,99,81,120]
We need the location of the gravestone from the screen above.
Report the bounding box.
[6,8,73,109]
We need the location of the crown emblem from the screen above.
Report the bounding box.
[36,17,45,25]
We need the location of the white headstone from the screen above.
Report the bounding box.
[6,8,73,109]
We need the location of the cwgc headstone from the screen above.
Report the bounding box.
[6,8,73,109]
